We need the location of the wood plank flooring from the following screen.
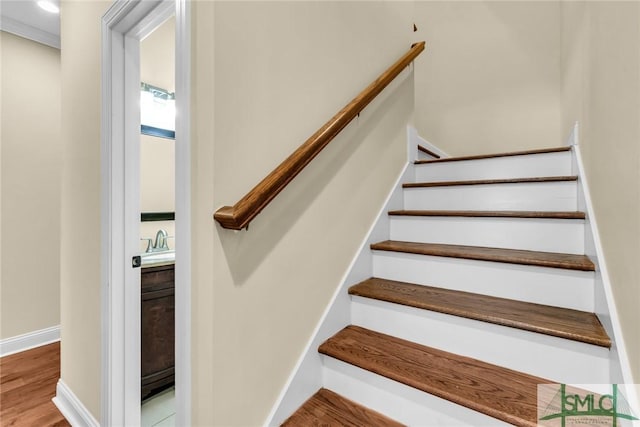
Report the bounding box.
[370,240,595,271]
[349,277,610,347]
[319,326,547,427]
[281,388,404,426]
[0,342,69,427]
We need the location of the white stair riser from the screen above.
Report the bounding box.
[415,151,572,182]
[404,181,577,211]
[389,217,585,254]
[322,357,511,427]
[372,251,594,312]
[351,296,610,384]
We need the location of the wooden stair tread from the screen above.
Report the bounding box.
[403,176,577,188]
[281,388,404,427]
[370,240,595,271]
[417,144,440,158]
[319,326,547,427]
[349,278,610,347]
[415,146,570,165]
[387,210,585,219]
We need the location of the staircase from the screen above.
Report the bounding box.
[280,145,611,426]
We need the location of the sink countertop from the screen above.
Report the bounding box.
[141,250,175,268]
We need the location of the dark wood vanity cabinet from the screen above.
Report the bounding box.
[141,263,175,401]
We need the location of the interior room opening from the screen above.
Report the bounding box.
[138,15,177,427]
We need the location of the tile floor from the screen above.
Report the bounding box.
[141,387,175,427]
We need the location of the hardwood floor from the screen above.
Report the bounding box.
[0,342,70,426]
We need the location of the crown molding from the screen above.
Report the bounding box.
[1,15,60,49]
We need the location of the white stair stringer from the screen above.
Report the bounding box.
[417,150,438,161]
[322,356,511,427]
[372,250,595,312]
[412,131,449,161]
[415,150,572,182]
[404,179,577,211]
[571,126,638,408]
[350,295,610,385]
[390,215,585,254]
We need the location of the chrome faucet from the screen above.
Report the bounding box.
[153,229,169,251]
[141,237,154,253]
[141,229,171,253]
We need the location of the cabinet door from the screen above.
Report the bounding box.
[141,264,175,400]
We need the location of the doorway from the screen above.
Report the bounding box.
[139,15,176,427]
[101,1,191,426]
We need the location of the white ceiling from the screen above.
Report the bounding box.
[0,0,60,49]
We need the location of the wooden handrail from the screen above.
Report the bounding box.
[214,41,426,230]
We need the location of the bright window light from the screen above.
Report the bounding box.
[140,83,175,137]
[37,0,60,14]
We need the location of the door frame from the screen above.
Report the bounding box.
[101,1,191,425]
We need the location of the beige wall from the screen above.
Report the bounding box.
[414,1,563,156]
[561,1,640,382]
[192,2,414,424]
[59,0,110,419]
[140,134,175,214]
[140,133,175,250]
[0,31,61,340]
[141,16,175,93]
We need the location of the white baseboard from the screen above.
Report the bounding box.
[53,380,100,427]
[0,325,60,357]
